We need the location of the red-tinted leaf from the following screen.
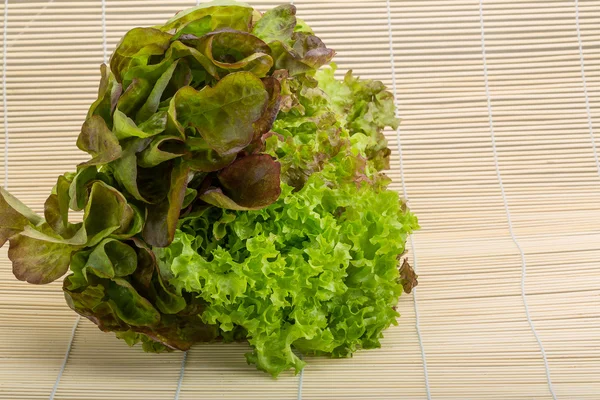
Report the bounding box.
[254,77,281,137]
[10,224,72,284]
[0,188,43,246]
[216,154,281,209]
[399,258,418,294]
[77,116,123,167]
[143,160,190,247]
[199,187,261,211]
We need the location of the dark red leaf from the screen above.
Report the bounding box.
[203,154,281,209]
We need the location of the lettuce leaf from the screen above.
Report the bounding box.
[173,72,268,155]
[10,224,75,284]
[252,4,297,44]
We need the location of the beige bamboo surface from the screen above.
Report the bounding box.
[1,0,599,399]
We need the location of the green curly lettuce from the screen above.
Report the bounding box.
[156,153,418,375]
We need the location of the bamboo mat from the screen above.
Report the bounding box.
[1,0,599,399]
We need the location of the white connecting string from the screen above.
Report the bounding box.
[296,353,303,400]
[172,7,199,400]
[4,0,56,191]
[297,369,304,400]
[49,315,81,400]
[385,1,431,399]
[406,239,429,398]
[101,0,107,64]
[174,350,188,400]
[478,2,557,399]
[574,0,599,177]
[3,0,8,189]
[293,4,301,396]
[7,0,53,48]
[293,0,302,391]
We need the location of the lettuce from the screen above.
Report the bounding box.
[158,156,418,375]
[0,1,418,377]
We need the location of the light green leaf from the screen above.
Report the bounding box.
[19,224,86,246]
[181,188,198,209]
[174,72,268,155]
[171,16,213,40]
[110,27,173,82]
[0,187,43,245]
[138,135,186,168]
[117,78,152,117]
[113,108,166,140]
[252,4,296,43]
[85,238,138,279]
[123,41,217,89]
[136,61,180,123]
[83,181,135,247]
[68,166,98,211]
[161,1,254,33]
[200,188,262,211]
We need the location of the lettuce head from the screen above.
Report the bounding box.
[0,1,418,377]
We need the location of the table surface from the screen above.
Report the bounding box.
[1,1,599,399]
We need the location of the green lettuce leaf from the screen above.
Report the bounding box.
[173,72,268,155]
[44,173,83,239]
[252,4,296,44]
[0,187,43,246]
[138,135,186,168]
[113,108,166,140]
[293,17,313,34]
[111,138,153,202]
[143,159,190,247]
[84,181,135,247]
[77,115,122,167]
[68,166,98,211]
[64,281,124,331]
[170,16,213,41]
[136,60,180,123]
[106,278,161,327]
[87,64,122,128]
[110,28,173,82]
[183,137,237,172]
[161,1,254,33]
[315,65,399,171]
[117,78,152,116]
[84,238,138,279]
[186,29,273,77]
